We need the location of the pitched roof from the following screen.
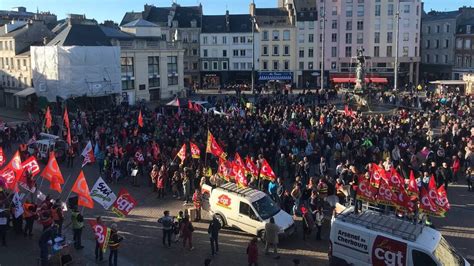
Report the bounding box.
[0,23,28,37]
[422,10,460,22]
[122,19,158,27]
[173,6,202,28]
[202,14,252,33]
[99,25,133,39]
[120,12,142,26]
[296,11,318,21]
[255,8,292,27]
[202,15,226,33]
[143,6,171,25]
[47,24,112,46]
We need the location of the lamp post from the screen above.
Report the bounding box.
[251,15,256,94]
[394,1,400,91]
[320,1,326,91]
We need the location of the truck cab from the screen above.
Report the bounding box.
[202,183,295,241]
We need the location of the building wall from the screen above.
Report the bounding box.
[258,26,297,79]
[173,27,200,87]
[296,20,320,87]
[453,31,474,79]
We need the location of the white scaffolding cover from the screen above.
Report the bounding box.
[31,46,122,102]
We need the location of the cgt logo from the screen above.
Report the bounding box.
[116,195,135,212]
[372,235,407,266]
[217,194,231,209]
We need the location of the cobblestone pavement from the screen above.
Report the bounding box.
[0,121,473,265]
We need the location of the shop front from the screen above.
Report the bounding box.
[201,73,222,89]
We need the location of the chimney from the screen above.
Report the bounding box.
[288,4,295,25]
[249,2,256,17]
[225,10,230,32]
[43,37,49,45]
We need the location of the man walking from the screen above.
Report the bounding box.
[264,217,280,259]
[108,223,123,266]
[71,207,84,249]
[208,215,221,256]
[158,210,174,247]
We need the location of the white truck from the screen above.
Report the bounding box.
[329,206,470,266]
[201,183,295,241]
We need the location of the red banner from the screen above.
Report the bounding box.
[437,185,450,211]
[0,151,23,191]
[388,167,404,193]
[233,163,248,188]
[245,156,258,178]
[420,187,445,217]
[376,180,397,207]
[88,220,111,253]
[356,176,378,204]
[369,163,386,188]
[111,188,137,218]
[260,159,276,181]
[407,170,419,199]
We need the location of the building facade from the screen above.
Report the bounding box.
[105,20,185,103]
[200,12,258,88]
[0,7,57,28]
[251,2,298,87]
[0,20,53,109]
[320,0,422,86]
[453,18,474,79]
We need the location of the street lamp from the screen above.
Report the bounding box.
[394,1,400,91]
[251,15,256,94]
[320,0,326,91]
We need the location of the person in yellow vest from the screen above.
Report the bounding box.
[108,223,123,266]
[23,201,37,238]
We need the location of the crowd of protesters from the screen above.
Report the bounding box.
[0,86,472,265]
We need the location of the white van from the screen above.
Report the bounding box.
[329,206,470,266]
[202,183,295,240]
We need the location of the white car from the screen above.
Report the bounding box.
[202,183,295,241]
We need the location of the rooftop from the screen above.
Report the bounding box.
[48,23,112,46]
[202,14,252,33]
[423,10,460,21]
[121,19,158,28]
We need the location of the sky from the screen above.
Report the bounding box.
[1,0,473,23]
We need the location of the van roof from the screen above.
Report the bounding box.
[215,183,266,202]
[335,208,440,252]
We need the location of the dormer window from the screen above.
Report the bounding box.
[172,20,178,28]
[191,20,197,28]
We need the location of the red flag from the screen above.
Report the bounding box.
[45,106,52,129]
[218,157,232,181]
[190,142,200,159]
[0,151,22,191]
[234,153,244,168]
[376,179,397,206]
[72,170,94,209]
[40,152,64,184]
[356,176,378,204]
[66,127,72,146]
[193,103,201,113]
[260,159,276,181]
[177,144,186,162]
[188,100,194,111]
[428,175,439,205]
[233,163,248,188]
[420,187,445,217]
[88,220,111,253]
[81,141,95,167]
[245,156,258,178]
[206,131,226,159]
[50,175,62,193]
[369,163,386,188]
[21,156,41,176]
[388,167,404,192]
[63,107,70,129]
[437,185,450,211]
[138,110,144,128]
[395,188,415,214]
[111,188,137,217]
[0,147,4,167]
[407,170,419,199]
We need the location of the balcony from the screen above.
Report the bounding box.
[118,40,183,50]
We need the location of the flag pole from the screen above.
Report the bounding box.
[59,174,72,199]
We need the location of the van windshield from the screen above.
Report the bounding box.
[252,195,280,220]
[433,236,465,266]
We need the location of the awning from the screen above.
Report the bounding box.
[332,78,356,83]
[13,87,36,97]
[258,72,293,81]
[429,80,466,85]
[369,78,388,84]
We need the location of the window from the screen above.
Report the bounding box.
[222,62,228,70]
[203,49,208,57]
[299,49,304,58]
[272,30,280,40]
[444,39,449,48]
[456,56,462,67]
[299,62,304,70]
[308,21,314,29]
[445,24,450,33]
[404,4,410,14]
[298,34,305,43]
[240,49,246,56]
[212,61,218,70]
[167,56,178,85]
[263,46,268,56]
[345,46,352,57]
[240,36,246,43]
[456,38,462,49]
[331,62,337,70]
[435,40,440,49]
[374,32,380,43]
[387,32,393,43]
[233,63,239,70]
[444,55,448,64]
[427,26,431,34]
[387,46,393,57]
[121,57,134,79]
[436,25,440,33]
[346,33,352,44]
[403,33,409,41]
[465,39,472,49]
[375,19,381,30]
[283,30,290,40]
[148,56,160,88]
[357,33,363,44]
[240,63,246,70]
[273,45,279,55]
[412,250,436,266]
[273,60,279,70]
[247,63,252,70]
[374,46,380,57]
[192,49,198,56]
[331,47,337,57]
[233,37,239,44]
[203,36,208,44]
[332,20,337,29]
[233,50,239,56]
[357,21,363,30]
[332,6,338,15]
[388,4,394,16]
[332,33,337,42]
[308,62,313,69]
[346,6,353,17]
[298,22,305,30]
[263,61,268,70]
[402,46,409,57]
[375,5,381,16]
[212,36,218,44]
[263,31,268,41]
[435,54,439,63]
[284,45,290,55]
[222,36,227,44]
[284,61,289,70]
[239,202,257,219]
[308,48,314,57]
[223,50,227,57]
[357,5,364,17]
[308,34,314,43]
[403,19,409,28]
[193,63,198,70]
[346,21,352,30]
[426,40,431,49]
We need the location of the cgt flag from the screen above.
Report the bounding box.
[206,131,226,159]
[0,151,23,191]
[177,144,186,162]
[88,219,111,254]
[72,171,94,209]
[138,110,144,128]
[0,147,4,167]
[81,141,96,167]
[245,156,258,178]
[260,159,276,181]
[45,106,52,129]
[111,188,137,218]
[190,142,200,159]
